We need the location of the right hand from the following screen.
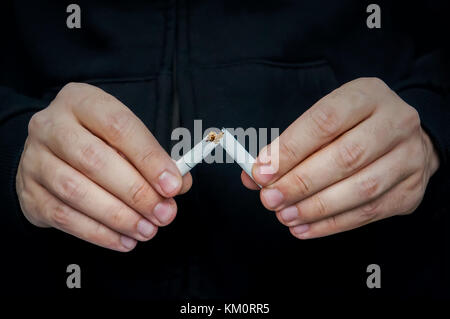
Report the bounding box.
[16,83,192,252]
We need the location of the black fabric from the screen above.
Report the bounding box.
[0,0,449,300]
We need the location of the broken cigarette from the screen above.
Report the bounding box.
[175,131,223,176]
[175,128,261,188]
[219,128,261,187]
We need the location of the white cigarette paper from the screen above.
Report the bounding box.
[175,128,261,188]
[175,135,220,176]
[219,128,261,187]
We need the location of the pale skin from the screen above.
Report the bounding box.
[16,83,192,252]
[243,77,440,239]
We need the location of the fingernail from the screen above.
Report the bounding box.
[256,165,275,183]
[158,171,180,195]
[258,149,271,164]
[280,206,299,223]
[137,219,156,238]
[262,188,284,209]
[153,200,175,225]
[292,224,309,236]
[120,235,137,250]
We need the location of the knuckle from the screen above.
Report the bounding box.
[51,203,72,229]
[291,171,312,197]
[129,181,151,207]
[15,171,24,195]
[27,114,39,135]
[396,186,423,215]
[312,194,328,217]
[357,176,379,200]
[61,82,86,94]
[87,222,105,244]
[25,212,46,228]
[336,140,365,172]
[139,147,160,167]
[28,111,49,136]
[57,82,88,102]
[58,82,76,98]
[326,215,338,229]
[56,175,87,202]
[393,192,409,214]
[108,204,128,229]
[279,139,300,162]
[17,188,31,212]
[309,103,341,138]
[358,77,386,89]
[89,223,117,249]
[79,143,107,174]
[405,139,425,168]
[359,200,381,221]
[58,83,104,109]
[22,137,32,155]
[345,77,387,107]
[399,107,421,132]
[402,197,422,215]
[20,152,39,179]
[414,172,427,194]
[78,89,114,112]
[20,142,38,176]
[353,77,389,95]
[18,192,42,226]
[103,110,134,143]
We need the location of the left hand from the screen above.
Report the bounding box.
[242,78,440,239]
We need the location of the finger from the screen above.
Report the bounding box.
[252,79,390,186]
[59,83,183,198]
[265,110,405,208]
[179,173,193,194]
[275,140,417,225]
[241,170,260,190]
[42,117,174,225]
[35,149,162,240]
[288,173,424,239]
[32,180,137,252]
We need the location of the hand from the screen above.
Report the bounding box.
[16,83,192,252]
[243,78,440,239]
